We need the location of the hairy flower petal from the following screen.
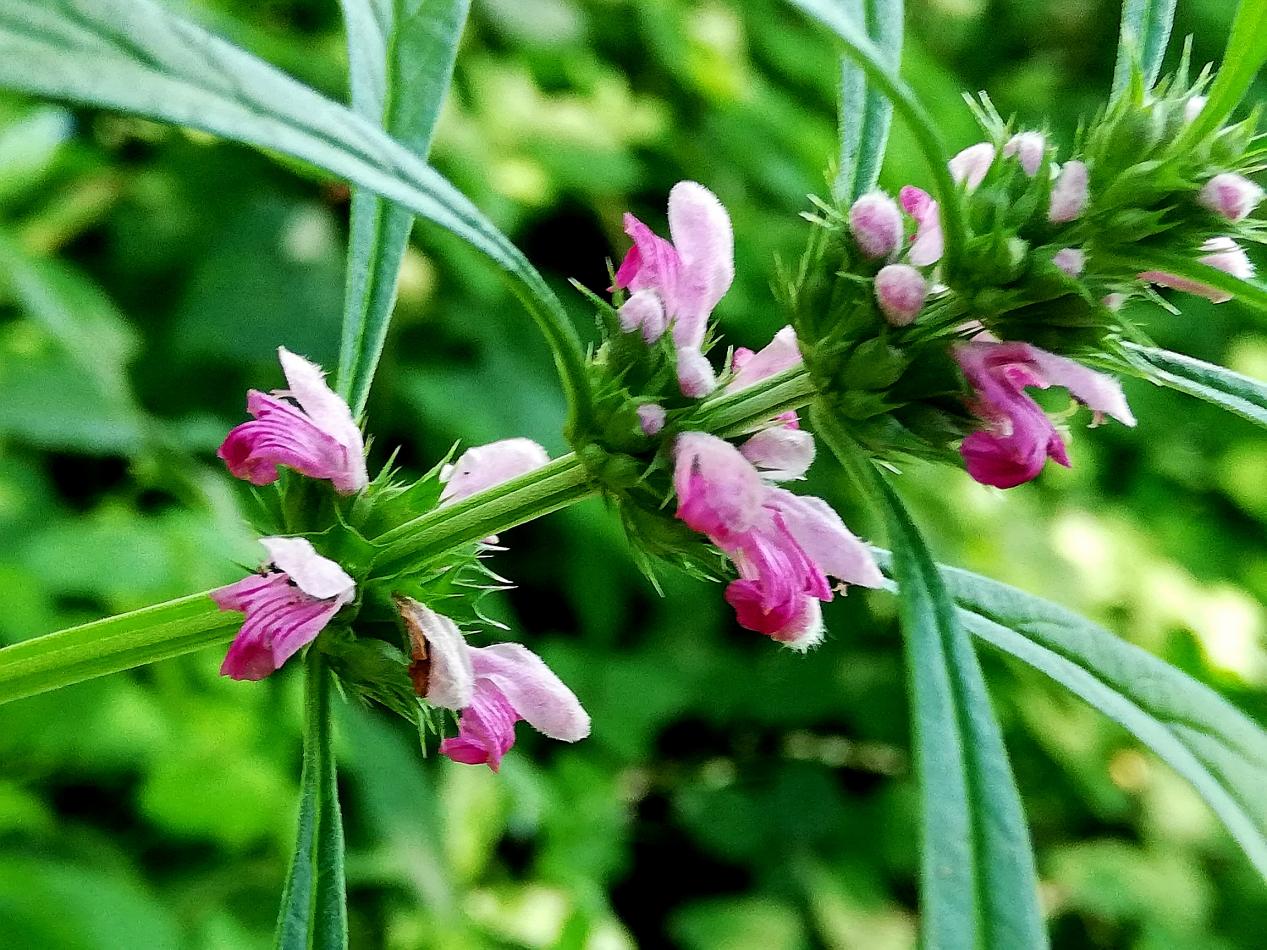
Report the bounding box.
[440,438,550,505]
[740,427,816,481]
[727,326,802,392]
[667,181,735,348]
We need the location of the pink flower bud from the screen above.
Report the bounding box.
[1140,237,1254,303]
[618,289,668,342]
[848,191,903,259]
[900,186,944,266]
[638,403,666,436]
[440,438,550,505]
[1199,173,1264,222]
[1053,247,1085,277]
[1184,95,1207,124]
[949,143,995,191]
[1003,132,1045,176]
[213,537,355,681]
[676,345,717,398]
[1049,160,1089,223]
[1102,293,1127,311]
[874,263,927,326]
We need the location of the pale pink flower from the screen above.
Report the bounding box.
[212,537,355,681]
[1053,248,1085,277]
[1003,132,1045,176]
[638,403,667,436]
[955,341,1134,489]
[440,438,550,505]
[613,181,734,351]
[740,427,816,481]
[674,432,768,541]
[618,290,669,343]
[1199,173,1264,222]
[1140,237,1254,303]
[848,192,904,259]
[900,186,944,267]
[949,143,995,191]
[1049,160,1089,223]
[727,326,803,392]
[398,598,589,772]
[219,348,367,494]
[677,346,718,398]
[874,264,928,326]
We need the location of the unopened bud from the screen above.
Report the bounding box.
[1049,160,1089,223]
[1184,95,1207,124]
[1198,173,1264,222]
[619,290,668,343]
[1003,132,1045,177]
[1053,247,1085,277]
[874,264,928,326]
[1139,237,1253,304]
[848,192,903,259]
[677,346,718,398]
[949,143,995,191]
[638,403,666,436]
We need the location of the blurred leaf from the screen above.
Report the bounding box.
[1122,343,1267,430]
[0,105,73,206]
[337,0,471,413]
[834,0,902,202]
[920,557,1267,881]
[1112,0,1177,95]
[1178,0,1267,144]
[671,897,808,950]
[276,652,347,950]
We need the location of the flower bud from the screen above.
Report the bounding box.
[949,143,995,191]
[848,192,903,259]
[676,345,717,398]
[637,403,666,436]
[1003,131,1045,177]
[1048,160,1089,223]
[740,427,816,481]
[1184,95,1207,124]
[1053,247,1085,277]
[1198,173,1265,222]
[874,263,928,326]
[618,289,668,343]
[900,186,943,266]
[1139,237,1253,304]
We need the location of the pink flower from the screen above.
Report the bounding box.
[949,143,995,191]
[219,348,368,494]
[874,264,927,326]
[1049,160,1089,223]
[440,438,550,505]
[638,404,667,436]
[740,427,816,481]
[618,290,668,343]
[614,181,734,351]
[1003,132,1045,177]
[1198,173,1264,222]
[677,346,718,398]
[213,537,355,681]
[398,599,589,772]
[848,192,903,259]
[673,434,881,649]
[900,186,944,267]
[727,326,803,392]
[1140,237,1254,303]
[1053,247,1085,277]
[955,341,1135,489]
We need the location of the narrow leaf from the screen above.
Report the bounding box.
[0,0,593,431]
[1112,0,1178,95]
[1120,342,1267,429]
[878,555,1267,880]
[277,650,348,950]
[337,0,471,414]
[815,409,1047,949]
[1178,0,1267,146]
[834,0,902,202]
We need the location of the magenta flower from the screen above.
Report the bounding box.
[614,181,734,352]
[955,341,1135,489]
[673,433,881,649]
[1049,160,1089,223]
[1199,173,1264,222]
[900,186,944,267]
[848,192,903,260]
[440,438,550,505]
[1140,237,1254,303]
[212,537,355,681]
[1003,132,1045,177]
[949,143,995,191]
[874,264,928,326]
[219,348,368,494]
[398,599,590,772]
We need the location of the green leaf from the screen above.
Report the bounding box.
[890,556,1267,880]
[337,0,471,415]
[813,408,1047,950]
[0,593,237,705]
[276,649,348,950]
[1119,342,1267,430]
[1177,0,1267,146]
[0,0,593,433]
[783,0,966,274]
[1112,0,1177,95]
[834,0,902,203]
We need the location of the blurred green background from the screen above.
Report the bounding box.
[1,0,1265,946]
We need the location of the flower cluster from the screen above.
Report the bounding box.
[211,348,587,769]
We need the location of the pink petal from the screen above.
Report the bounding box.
[676,345,718,398]
[900,186,944,267]
[949,143,995,191]
[218,391,351,488]
[764,488,883,588]
[440,438,550,505]
[740,427,816,481]
[727,326,802,392]
[638,403,667,436]
[439,681,519,771]
[1003,132,1045,177]
[397,598,474,711]
[1199,173,1264,222]
[469,643,590,742]
[1022,347,1136,427]
[874,264,928,326]
[848,192,903,260]
[1049,160,1089,223]
[673,432,768,539]
[277,348,367,491]
[667,181,734,349]
[615,213,682,299]
[619,290,668,343]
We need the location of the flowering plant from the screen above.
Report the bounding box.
[2,0,1267,945]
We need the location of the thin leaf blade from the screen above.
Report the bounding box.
[1121,342,1267,429]
[1112,0,1178,95]
[834,0,902,202]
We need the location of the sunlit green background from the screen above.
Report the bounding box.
[0,0,1265,946]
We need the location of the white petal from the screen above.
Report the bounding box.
[397,598,475,710]
[277,347,368,489]
[440,438,550,505]
[260,536,355,600]
[470,643,590,742]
